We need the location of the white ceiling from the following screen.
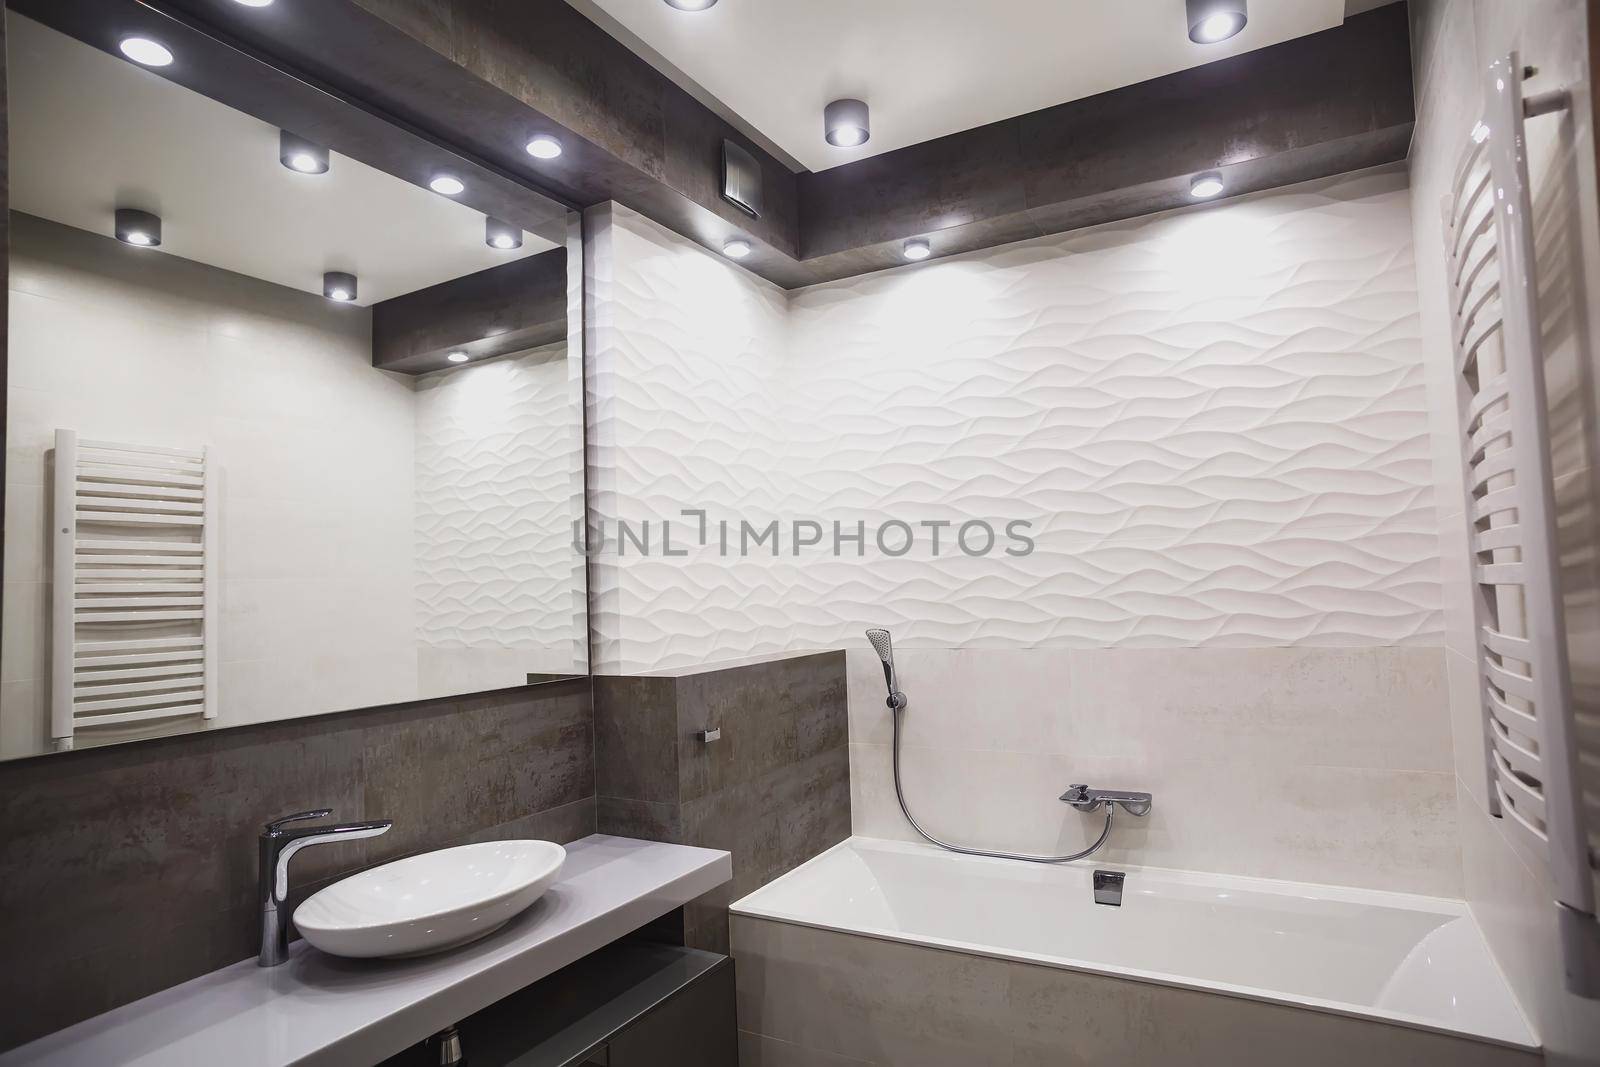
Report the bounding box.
[8,15,559,306]
[568,0,1349,173]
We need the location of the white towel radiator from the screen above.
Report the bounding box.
[50,430,218,749]
[1443,54,1599,997]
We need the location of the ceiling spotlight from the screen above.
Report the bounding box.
[485,217,523,250]
[903,238,931,261]
[279,131,329,175]
[233,0,274,5]
[1189,172,1225,199]
[723,238,751,259]
[824,99,870,148]
[323,271,358,302]
[114,208,162,247]
[119,37,174,66]
[429,175,465,196]
[664,0,717,8]
[447,351,470,363]
[525,136,563,160]
[1186,0,1247,43]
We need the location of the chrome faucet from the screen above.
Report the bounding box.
[257,808,391,966]
[1060,784,1153,817]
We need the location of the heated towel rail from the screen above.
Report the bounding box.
[50,430,218,749]
[1443,54,1599,997]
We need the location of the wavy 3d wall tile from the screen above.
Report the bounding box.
[586,168,1442,675]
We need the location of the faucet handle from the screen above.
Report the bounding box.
[264,809,334,832]
[1059,784,1090,805]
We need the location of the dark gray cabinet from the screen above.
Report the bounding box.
[379,940,737,1067]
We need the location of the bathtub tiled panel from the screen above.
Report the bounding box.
[846,645,1460,896]
[585,169,1440,675]
[730,914,1540,1067]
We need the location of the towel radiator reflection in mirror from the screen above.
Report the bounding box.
[50,430,218,750]
[1442,54,1598,997]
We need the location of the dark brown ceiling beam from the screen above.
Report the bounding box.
[797,3,1414,279]
[372,248,568,374]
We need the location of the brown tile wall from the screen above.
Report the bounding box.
[594,652,851,953]
[0,680,595,1052]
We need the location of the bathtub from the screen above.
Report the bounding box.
[729,837,1539,1066]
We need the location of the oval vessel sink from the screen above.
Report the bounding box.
[295,840,566,958]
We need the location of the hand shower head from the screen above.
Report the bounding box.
[864,628,907,711]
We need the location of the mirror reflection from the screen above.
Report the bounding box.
[2,15,586,759]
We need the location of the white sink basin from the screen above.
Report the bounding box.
[295,840,566,959]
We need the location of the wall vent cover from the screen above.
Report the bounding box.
[721,139,762,219]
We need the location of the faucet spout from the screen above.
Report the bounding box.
[257,809,391,966]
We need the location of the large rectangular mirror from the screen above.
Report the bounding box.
[1,11,586,758]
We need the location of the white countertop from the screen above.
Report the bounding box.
[1,835,732,1067]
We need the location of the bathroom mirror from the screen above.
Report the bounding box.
[0,13,587,759]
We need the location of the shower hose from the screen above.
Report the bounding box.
[890,699,1115,864]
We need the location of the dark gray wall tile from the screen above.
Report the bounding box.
[593,675,680,803]
[596,795,683,843]
[595,653,850,957]
[0,679,595,1052]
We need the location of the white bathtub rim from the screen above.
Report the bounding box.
[730,836,1539,1053]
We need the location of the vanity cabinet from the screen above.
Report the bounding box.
[379,939,737,1067]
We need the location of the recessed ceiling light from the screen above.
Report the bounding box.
[114,208,162,247]
[525,136,563,160]
[485,217,523,250]
[233,0,274,6]
[1190,172,1225,198]
[903,238,931,261]
[119,37,174,67]
[324,271,358,302]
[447,351,469,363]
[824,99,870,148]
[279,131,330,175]
[723,238,751,259]
[1186,0,1247,43]
[429,175,465,196]
[664,0,717,8]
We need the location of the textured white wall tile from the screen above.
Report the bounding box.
[589,171,1442,674]
[413,342,583,683]
[589,178,1461,894]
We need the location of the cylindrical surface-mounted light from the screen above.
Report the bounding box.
[115,208,162,247]
[824,99,870,148]
[280,130,330,174]
[1186,0,1247,43]
[485,217,523,250]
[1189,172,1225,198]
[324,271,358,302]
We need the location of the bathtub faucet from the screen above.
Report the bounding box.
[1060,785,1153,818]
[864,627,1152,867]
